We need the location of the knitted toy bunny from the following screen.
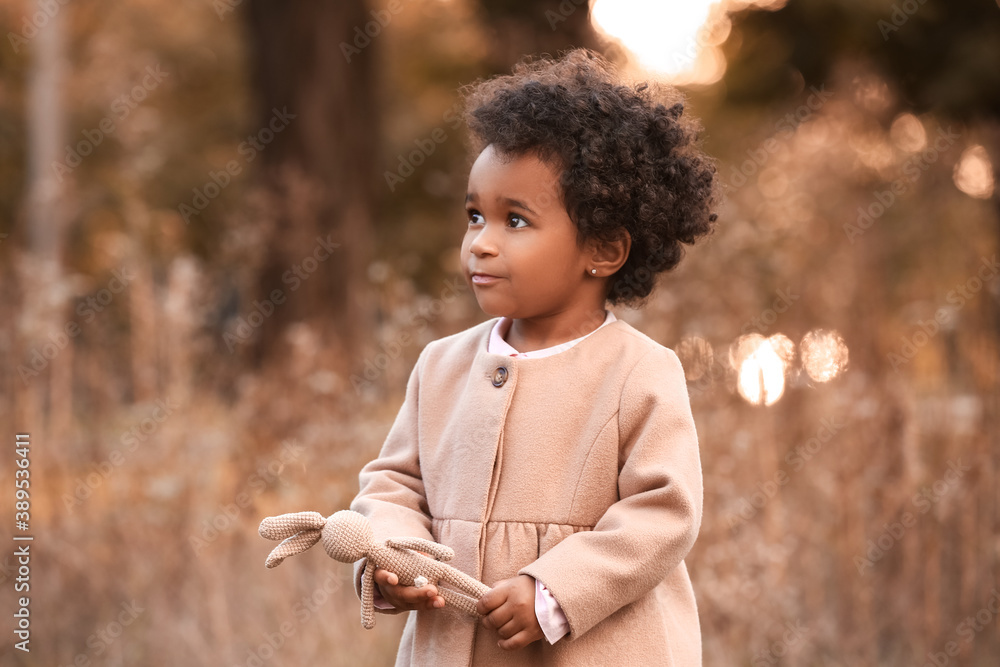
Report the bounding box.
[259,509,491,629]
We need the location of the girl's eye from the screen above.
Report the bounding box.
[467,210,484,225]
[508,215,529,229]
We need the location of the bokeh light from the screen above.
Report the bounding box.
[953,144,995,199]
[766,333,796,368]
[675,335,715,382]
[732,333,787,405]
[889,112,927,153]
[800,328,849,382]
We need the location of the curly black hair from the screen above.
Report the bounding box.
[458,48,721,308]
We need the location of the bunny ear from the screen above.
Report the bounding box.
[259,511,327,541]
[265,529,322,568]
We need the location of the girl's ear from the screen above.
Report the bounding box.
[587,230,631,276]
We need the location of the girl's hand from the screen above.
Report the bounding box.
[373,557,446,611]
[476,574,544,650]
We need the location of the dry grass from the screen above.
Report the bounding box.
[1,248,998,667]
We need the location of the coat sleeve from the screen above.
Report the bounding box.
[517,345,703,639]
[349,348,436,609]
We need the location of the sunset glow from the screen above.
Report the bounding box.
[590,0,787,83]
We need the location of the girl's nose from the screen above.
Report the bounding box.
[469,222,499,256]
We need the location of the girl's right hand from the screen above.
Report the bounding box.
[374,566,446,611]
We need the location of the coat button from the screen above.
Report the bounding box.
[491,366,508,387]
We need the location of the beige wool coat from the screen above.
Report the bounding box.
[349,316,703,666]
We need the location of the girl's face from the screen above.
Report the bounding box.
[461,144,598,321]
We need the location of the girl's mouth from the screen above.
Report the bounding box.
[471,274,502,285]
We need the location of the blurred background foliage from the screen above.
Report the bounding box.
[1,0,999,664]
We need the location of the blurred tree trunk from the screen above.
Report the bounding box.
[26,12,66,264]
[243,0,378,366]
[23,3,71,439]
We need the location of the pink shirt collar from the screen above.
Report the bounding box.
[488,310,618,359]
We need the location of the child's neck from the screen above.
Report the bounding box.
[502,307,609,354]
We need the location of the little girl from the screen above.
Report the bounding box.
[349,47,720,666]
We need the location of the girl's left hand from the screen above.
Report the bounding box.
[476,574,544,651]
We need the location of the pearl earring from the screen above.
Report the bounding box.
[590,269,597,275]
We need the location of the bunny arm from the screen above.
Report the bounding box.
[439,567,491,601]
[437,587,482,618]
[384,537,454,562]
